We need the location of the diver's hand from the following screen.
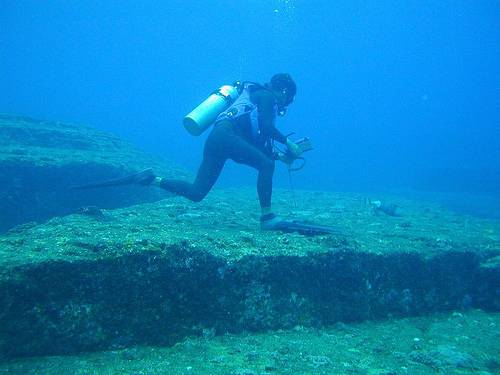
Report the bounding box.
[277,152,293,164]
[286,138,302,158]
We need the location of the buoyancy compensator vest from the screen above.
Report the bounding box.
[214,82,271,141]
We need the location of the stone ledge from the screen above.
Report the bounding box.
[0,245,498,359]
[0,114,189,232]
[0,189,498,358]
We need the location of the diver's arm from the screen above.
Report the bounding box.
[272,127,288,145]
[254,90,287,144]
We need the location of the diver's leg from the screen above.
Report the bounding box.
[227,137,275,212]
[158,155,225,202]
[226,137,289,229]
[256,160,275,213]
[156,125,228,202]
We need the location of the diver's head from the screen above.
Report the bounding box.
[269,73,296,116]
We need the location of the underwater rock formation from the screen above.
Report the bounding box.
[0,190,498,359]
[0,115,189,233]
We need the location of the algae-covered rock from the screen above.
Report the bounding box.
[409,345,478,370]
[0,114,190,232]
[0,189,498,359]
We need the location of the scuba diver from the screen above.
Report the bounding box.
[142,73,301,230]
[76,74,337,235]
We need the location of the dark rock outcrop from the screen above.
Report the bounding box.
[0,114,189,232]
[0,246,498,359]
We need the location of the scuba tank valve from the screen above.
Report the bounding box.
[183,84,241,136]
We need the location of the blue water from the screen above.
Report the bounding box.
[2,1,499,214]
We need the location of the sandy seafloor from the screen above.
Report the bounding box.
[0,187,499,374]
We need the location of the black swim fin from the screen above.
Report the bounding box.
[271,220,339,236]
[71,168,155,190]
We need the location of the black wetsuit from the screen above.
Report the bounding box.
[159,87,287,208]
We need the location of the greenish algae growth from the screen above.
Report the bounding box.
[0,187,498,368]
[1,187,498,269]
[0,310,498,374]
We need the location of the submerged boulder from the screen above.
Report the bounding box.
[0,114,189,233]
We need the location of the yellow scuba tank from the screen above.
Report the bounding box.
[183,84,241,136]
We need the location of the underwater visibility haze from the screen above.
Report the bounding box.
[0,1,500,374]
[2,1,500,208]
